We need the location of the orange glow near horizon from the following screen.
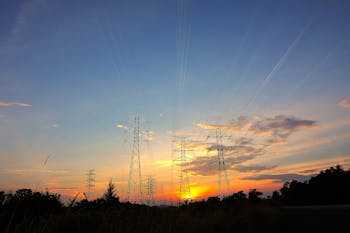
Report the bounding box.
[2,154,349,204]
[178,185,211,201]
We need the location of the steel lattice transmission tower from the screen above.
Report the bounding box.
[127,116,143,203]
[86,169,96,199]
[216,129,230,198]
[173,136,191,203]
[145,175,155,206]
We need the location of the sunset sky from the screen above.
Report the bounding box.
[1,0,350,203]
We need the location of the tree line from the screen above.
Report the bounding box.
[1,165,349,233]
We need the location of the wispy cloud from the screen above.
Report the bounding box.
[184,154,257,176]
[338,98,350,109]
[241,173,313,183]
[143,130,155,142]
[240,156,350,185]
[0,168,68,175]
[207,144,259,155]
[51,123,59,128]
[270,155,350,175]
[0,0,45,55]
[175,140,210,151]
[233,165,277,173]
[196,123,229,130]
[8,0,44,43]
[0,102,32,107]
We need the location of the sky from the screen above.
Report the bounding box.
[1,0,350,204]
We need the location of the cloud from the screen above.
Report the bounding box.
[176,140,263,172]
[186,115,317,176]
[182,140,209,151]
[116,124,128,129]
[249,115,316,143]
[338,98,350,109]
[196,116,251,132]
[196,123,228,130]
[233,165,277,173]
[0,102,32,107]
[197,115,316,144]
[183,142,264,176]
[235,137,253,146]
[51,123,59,128]
[207,144,259,155]
[300,169,318,174]
[241,173,313,183]
[142,130,155,142]
[184,154,257,176]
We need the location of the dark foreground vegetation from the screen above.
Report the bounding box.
[1,165,350,233]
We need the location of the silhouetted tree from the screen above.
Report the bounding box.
[280,182,289,198]
[278,165,350,205]
[248,189,263,202]
[103,179,119,203]
[233,191,247,200]
[0,191,4,204]
[0,191,4,211]
[206,196,221,206]
[271,191,280,201]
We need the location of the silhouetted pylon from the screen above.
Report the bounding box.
[127,116,143,203]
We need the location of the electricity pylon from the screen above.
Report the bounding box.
[216,129,230,198]
[127,116,143,203]
[86,169,96,200]
[173,136,191,203]
[145,175,155,206]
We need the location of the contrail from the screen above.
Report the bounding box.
[246,7,322,108]
[292,42,340,93]
[176,0,191,92]
[174,0,191,133]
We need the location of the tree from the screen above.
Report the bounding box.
[233,191,247,200]
[248,189,263,202]
[103,179,119,204]
[0,191,4,211]
[271,191,280,201]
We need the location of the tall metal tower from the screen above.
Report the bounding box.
[173,136,191,203]
[127,116,143,203]
[145,175,155,206]
[86,169,96,200]
[216,129,230,198]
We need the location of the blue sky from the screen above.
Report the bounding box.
[1,0,350,201]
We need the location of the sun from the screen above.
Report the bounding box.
[179,186,210,201]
